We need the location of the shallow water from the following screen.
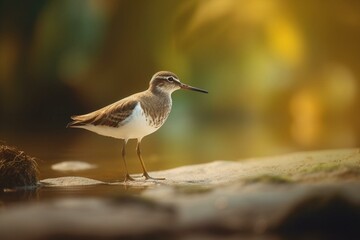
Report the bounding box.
[1,184,146,206]
[1,132,166,204]
[2,117,355,204]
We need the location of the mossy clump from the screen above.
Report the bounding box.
[244,174,292,184]
[175,185,213,195]
[0,144,39,189]
[301,162,340,174]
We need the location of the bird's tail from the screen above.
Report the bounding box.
[67,115,86,128]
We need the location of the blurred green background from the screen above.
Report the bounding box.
[1,0,360,175]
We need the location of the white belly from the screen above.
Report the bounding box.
[80,103,159,140]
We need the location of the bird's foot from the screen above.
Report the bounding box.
[124,174,136,182]
[143,172,165,180]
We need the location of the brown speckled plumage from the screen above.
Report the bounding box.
[68,71,178,130]
[139,90,172,128]
[69,99,138,128]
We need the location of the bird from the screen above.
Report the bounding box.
[67,71,208,181]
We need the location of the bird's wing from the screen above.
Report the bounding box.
[68,99,138,128]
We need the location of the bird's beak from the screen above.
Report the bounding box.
[180,83,208,94]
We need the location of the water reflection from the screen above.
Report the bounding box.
[1,182,148,206]
[0,189,39,206]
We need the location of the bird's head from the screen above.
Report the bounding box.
[149,71,208,94]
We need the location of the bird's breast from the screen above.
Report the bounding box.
[143,103,171,129]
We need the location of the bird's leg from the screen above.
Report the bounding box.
[136,140,165,180]
[122,139,135,181]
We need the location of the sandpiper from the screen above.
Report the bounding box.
[67,71,208,181]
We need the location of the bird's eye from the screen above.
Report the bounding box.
[167,76,174,82]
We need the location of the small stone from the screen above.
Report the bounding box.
[40,176,105,187]
[51,161,97,171]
